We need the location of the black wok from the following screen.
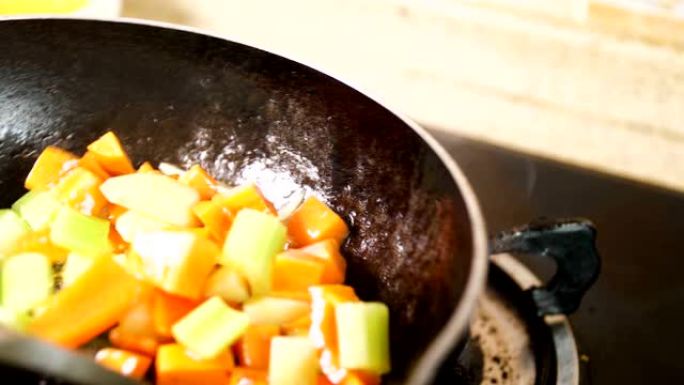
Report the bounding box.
[0,18,600,385]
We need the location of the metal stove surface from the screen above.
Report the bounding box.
[430,130,684,384]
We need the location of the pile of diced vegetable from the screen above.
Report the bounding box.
[0,132,390,385]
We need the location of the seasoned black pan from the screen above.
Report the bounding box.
[0,18,600,385]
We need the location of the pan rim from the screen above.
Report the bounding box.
[0,16,489,385]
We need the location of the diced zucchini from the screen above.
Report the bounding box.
[0,209,31,257]
[243,296,310,325]
[335,302,391,374]
[2,252,53,314]
[12,190,61,231]
[269,336,318,385]
[221,209,286,295]
[0,306,31,331]
[49,206,111,256]
[172,296,249,359]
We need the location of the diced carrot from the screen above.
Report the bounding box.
[152,289,199,339]
[138,162,155,173]
[157,343,234,385]
[109,227,127,253]
[318,374,335,385]
[212,184,276,216]
[28,256,143,348]
[281,314,311,336]
[193,201,233,243]
[287,197,348,247]
[179,165,219,200]
[309,285,359,383]
[109,288,160,356]
[341,371,381,385]
[109,326,159,356]
[273,250,326,292]
[235,324,280,370]
[79,151,110,180]
[53,167,107,216]
[107,204,127,223]
[25,146,78,190]
[94,348,152,380]
[228,367,268,385]
[86,131,135,175]
[298,240,346,284]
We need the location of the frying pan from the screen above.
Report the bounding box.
[0,18,600,385]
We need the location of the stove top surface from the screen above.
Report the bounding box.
[431,130,684,384]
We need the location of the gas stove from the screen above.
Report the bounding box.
[430,130,684,384]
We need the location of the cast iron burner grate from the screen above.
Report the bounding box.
[433,254,579,385]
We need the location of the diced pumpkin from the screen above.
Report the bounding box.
[172,296,250,360]
[273,250,326,292]
[25,146,78,190]
[341,372,381,385]
[269,336,318,385]
[281,314,312,336]
[298,240,346,284]
[243,296,310,326]
[27,256,142,348]
[193,200,233,243]
[203,266,250,304]
[100,173,200,227]
[106,204,127,223]
[212,184,276,215]
[79,151,110,180]
[94,348,152,380]
[229,367,268,385]
[53,167,107,216]
[179,165,219,200]
[12,190,61,232]
[86,131,135,175]
[115,210,171,244]
[137,161,156,173]
[0,209,31,257]
[109,288,159,356]
[335,302,390,374]
[132,230,217,299]
[235,324,280,370]
[157,343,234,385]
[152,289,199,339]
[318,374,335,385]
[221,209,287,295]
[49,206,111,256]
[287,197,348,247]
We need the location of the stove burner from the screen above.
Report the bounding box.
[434,254,579,385]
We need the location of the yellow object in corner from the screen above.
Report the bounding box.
[0,0,88,14]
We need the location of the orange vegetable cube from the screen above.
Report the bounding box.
[179,165,219,200]
[273,250,326,292]
[309,285,359,351]
[318,374,335,385]
[235,325,280,370]
[53,167,107,216]
[281,314,312,336]
[298,240,346,284]
[94,348,152,380]
[79,151,110,180]
[109,288,160,356]
[25,146,78,190]
[212,184,276,215]
[109,326,159,357]
[152,289,199,338]
[229,367,268,385]
[138,161,155,173]
[86,131,135,175]
[193,201,233,243]
[287,197,348,247]
[28,256,143,348]
[157,343,234,385]
[341,371,380,385]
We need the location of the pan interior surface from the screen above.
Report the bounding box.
[0,19,476,383]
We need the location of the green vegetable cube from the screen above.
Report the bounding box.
[335,302,391,374]
[0,209,31,257]
[0,306,30,331]
[172,296,249,359]
[221,209,286,295]
[49,206,111,256]
[269,336,318,385]
[12,190,61,231]
[2,252,53,314]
